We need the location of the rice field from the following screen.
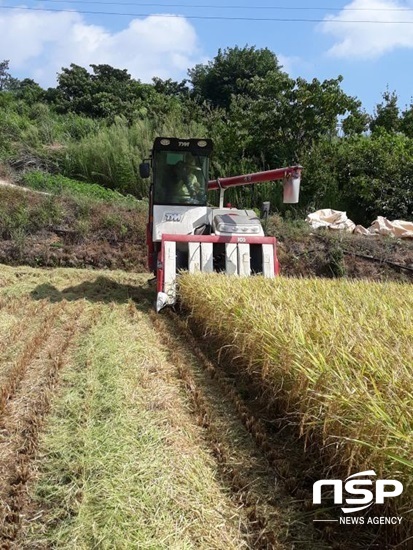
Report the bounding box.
[179,273,413,535]
[2,263,412,548]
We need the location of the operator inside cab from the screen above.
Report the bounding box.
[172,156,203,203]
[153,150,208,206]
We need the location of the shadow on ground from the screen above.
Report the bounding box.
[30,276,155,311]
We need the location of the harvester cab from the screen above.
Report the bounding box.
[140,137,302,312]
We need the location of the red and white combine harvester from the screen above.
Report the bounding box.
[140,137,302,311]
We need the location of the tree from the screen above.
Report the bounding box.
[188,45,283,109]
[341,107,370,136]
[10,78,45,104]
[400,101,413,139]
[152,77,189,98]
[52,63,93,114]
[284,76,362,156]
[90,64,131,85]
[52,63,168,120]
[335,133,413,222]
[370,90,400,134]
[51,63,137,118]
[0,60,13,91]
[209,72,363,172]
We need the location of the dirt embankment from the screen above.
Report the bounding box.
[0,183,148,272]
[270,220,413,283]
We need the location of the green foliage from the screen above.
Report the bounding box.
[0,188,63,240]
[287,76,360,152]
[152,77,190,98]
[52,63,94,114]
[300,140,342,211]
[203,59,364,190]
[1,53,412,225]
[0,60,12,91]
[49,63,186,123]
[61,119,148,196]
[21,170,143,205]
[336,132,413,222]
[400,101,413,139]
[341,108,370,136]
[241,75,361,163]
[60,112,101,140]
[204,66,366,216]
[0,204,29,238]
[370,90,400,134]
[302,133,413,224]
[10,78,45,104]
[62,116,207,196]
[189,45,282,109]
[325,244,346,278]
[0,96,74,156]
[73,216,91,241]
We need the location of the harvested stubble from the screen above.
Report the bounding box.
[0,264,249,549]
[179,273,413,531]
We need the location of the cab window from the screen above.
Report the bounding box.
[153,151,209,206]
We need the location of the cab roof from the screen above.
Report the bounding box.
[152,137,213,155]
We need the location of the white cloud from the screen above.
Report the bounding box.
[277,54,298,74]
[277,54,311,76]
[0,9,203,86]
[320,0,413,59]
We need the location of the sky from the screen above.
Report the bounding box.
[0,0,413,114]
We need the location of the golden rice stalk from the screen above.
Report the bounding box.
[179,273,413,521]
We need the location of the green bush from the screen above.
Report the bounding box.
[300,133,413,224]
[21,170,144,207]
[0,189,62,238]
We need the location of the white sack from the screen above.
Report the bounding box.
[306,209,356,233]
[366,217,413,239]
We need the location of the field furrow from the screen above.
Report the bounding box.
[0,300,92,546]
[0,301,65,414]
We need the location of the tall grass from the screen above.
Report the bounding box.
[63,119,145,195]
[179,274,413,530]
[63,116,208,197]
[1,99,207,198]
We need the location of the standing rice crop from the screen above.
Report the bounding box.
[179,274,413,529]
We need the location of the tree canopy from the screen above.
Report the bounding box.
[188,45,283,109]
